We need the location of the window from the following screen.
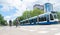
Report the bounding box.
[23,21,25,23]
[54,14,57,19]
[25,20,28,23]
[31,19,34,22]
[50,14,54,20]
[33,18,37,23]
[39,16,46,22]
[29,19,33,23]
[34,18,37,22]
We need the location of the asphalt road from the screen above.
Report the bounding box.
[0,24,60,35]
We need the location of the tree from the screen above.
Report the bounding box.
[57,12,60,20]
[0,14,7,26]
[22,8,44,19]
[13,19,16,25]
[30,8,44,17]
[22,10,31,19]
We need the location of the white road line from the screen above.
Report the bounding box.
[20,28,28,30]
[54,32,60,35]
[50,28,59,30]
[20,28,36,32]
[28,30,36,32]
[38,31,49,33]
[41,28,47,29]
[23,29,27,30]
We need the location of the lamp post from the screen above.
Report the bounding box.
[0,21,1,26]
[26,8,31,24]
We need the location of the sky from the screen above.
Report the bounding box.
[0,0,60,22]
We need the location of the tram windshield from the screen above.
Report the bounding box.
[50,14,54,20]
[50,14,57,20]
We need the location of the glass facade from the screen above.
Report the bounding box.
[44,3,53,12]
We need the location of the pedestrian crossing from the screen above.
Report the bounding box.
[55,33,60,35]
[20,26,60,35]
[0,25,60,35]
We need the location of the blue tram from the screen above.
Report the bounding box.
[20,12,59,25]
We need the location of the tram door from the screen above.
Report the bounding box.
[46,14,50,22]
[33,18,37,24]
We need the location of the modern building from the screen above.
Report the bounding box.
[33,3,53,13]
[33,4,44,10]
[44,3,53,13]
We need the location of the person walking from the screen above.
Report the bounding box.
[9,20,12,27]
[16,18,20,27]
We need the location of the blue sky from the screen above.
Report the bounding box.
[0,0,60,22]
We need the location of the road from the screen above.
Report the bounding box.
[0,24,60,35]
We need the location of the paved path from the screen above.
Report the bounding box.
[0,24,60,35]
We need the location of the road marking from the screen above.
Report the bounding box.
[55,32,60,35]
[29,30,36,32]
[39,28,47,30]
[0,28,3,30]
[20,27,36,32]
[50,28,58,30]
[38,31,49,33]
[20,28,28,30]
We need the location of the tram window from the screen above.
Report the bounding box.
[39,16,46,22]
[31,19,34,22]
[23,21,25,23]
[43,17,46,21]
[50,14,54,20]
[54,14,57,19]
[36,18,37,22]
[25,20,28,23]
[23,22,25,23]
[34,18,37,22]
[39,17,42,21]
[44,17,46,21]
[39,17,41,21]
[29,19,33,23]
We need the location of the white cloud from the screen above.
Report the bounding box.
[4,16,11,20]
[0,4,10,12]
[4,16,11,23]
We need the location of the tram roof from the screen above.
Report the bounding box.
[29,12,51,20]
[20,19,29,22]
[20,16,37,22]
[38,12,51,16]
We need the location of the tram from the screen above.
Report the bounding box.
[20,12,59,25]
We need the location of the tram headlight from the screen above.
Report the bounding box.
[54,19,59,21]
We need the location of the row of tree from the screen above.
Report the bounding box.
[0,14,7,26]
